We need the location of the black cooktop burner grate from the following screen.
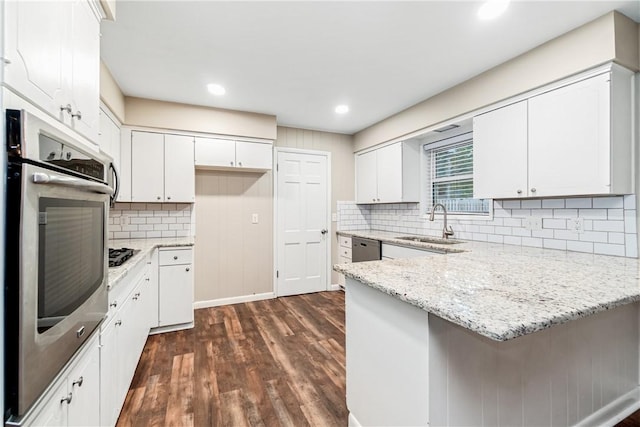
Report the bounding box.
[109,248,135,267]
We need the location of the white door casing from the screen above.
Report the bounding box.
[275,148,331,297]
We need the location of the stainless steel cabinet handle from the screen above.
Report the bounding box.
[109,301,118,308]
[531,188,537,193]
[238,162,242,167]
[321,229,328,235]
[157,196,161,200]
[115,320,122,326]
[167,196,171,200]
[72,377,83,388]
[71,110,82,120]
[135,292,141,297]
[60,104,72,114]
[230,161,234,166]
[186,267,190,272]
[61,393,73,404]
[372,198,376,202]
[1,57,11,64]
[517,189,522,195]
[173,256,178,260]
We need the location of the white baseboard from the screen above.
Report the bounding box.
[149,321,194,335]
[330,284,342,291]
[348,412,362,427]
[576,386,640,427]
[193,292,275,309]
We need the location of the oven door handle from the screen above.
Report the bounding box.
[32,172,114,195]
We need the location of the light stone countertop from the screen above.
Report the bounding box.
[338,229,469,253]
[334,230,640,341]
[108,237,194,290]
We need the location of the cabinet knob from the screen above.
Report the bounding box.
[531,188,537,193]
[238,162,242,167]
[71,111,82,120]
[517,189,522,195]
[60,392,73,405]
[115,320,122,326]
[157,196,161,200]
[372,198,376,202]
[109,301,118,308]
[1,57,11,64]
[72,376,84,388]
[186,267,190,272]
[60,104,72,114]
[230,161,234,166]
[173,256,178,260]
[167,196,171,200]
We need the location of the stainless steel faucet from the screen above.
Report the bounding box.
[429,203,454,239]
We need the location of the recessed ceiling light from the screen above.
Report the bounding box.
[335,105,349,114]
[207,83,226,96]
[477,0,510,20]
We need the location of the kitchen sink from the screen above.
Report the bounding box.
[395,236,464,245]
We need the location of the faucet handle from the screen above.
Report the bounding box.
[443,225,454,239]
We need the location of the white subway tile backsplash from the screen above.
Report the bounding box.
[110,203,194,239]
[553,209,578,219]
[593,243,625,257]
[337,195,637,258]
[565,198,592,208]
[542,199,565,208]
[592,196,623,209]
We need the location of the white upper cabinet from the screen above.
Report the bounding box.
[473,101,528,199]
[194,138,272,171]
[355,141,419,204]
[130,131,195,203]
[473,64,633,199]
[164,134,196,202]
[3,0,101,142]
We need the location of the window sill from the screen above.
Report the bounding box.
[422,212,494,222]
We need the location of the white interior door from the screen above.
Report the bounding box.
[276,150,329,297]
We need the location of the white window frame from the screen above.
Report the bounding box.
[421,132,493,220]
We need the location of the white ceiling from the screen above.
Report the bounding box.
[101,1,640,135]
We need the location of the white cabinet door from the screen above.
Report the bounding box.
[99,319,120,427]
[3,1,68,121]
[236,141,272,169]
[356,150,377,203]
[376,143,403,202]
[194,137,236,167]
[473,101,528,199]
[131,131,164,202]
[30,380,69,427]
[67,341,100,427]
[148,250,159,328]
[164,134,195,202]
[99,110,112,154]
[159,263,194,327]
[528,73,610,197]
[67,0,99,142]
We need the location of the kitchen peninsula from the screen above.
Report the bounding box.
[335,239,640,426]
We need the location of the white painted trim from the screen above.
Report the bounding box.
[575,386,640,427]
[348,412,363,427]
[149,321,194,335]
[193,292,275,309]
[274,147,332,297]
[99,101,122,127]
[330,284,341,291]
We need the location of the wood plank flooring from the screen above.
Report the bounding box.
[116,291,347,427]
[117,290,640,427]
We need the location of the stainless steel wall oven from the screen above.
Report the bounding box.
[4,110,111,419]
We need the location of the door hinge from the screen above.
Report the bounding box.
[276,163,279,172]
[276,270,279,278]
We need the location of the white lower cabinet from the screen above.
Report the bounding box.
[28,334,100,427]
[158,248,194,327]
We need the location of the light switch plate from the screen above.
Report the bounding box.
[568,217,584,233]
[252,213,259,224]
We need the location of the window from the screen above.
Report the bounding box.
[424,132,490,215]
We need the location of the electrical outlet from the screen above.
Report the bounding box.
[252,213,259,224]
[568,217,584,233]
[523,216,542,230]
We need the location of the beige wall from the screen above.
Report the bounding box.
[99,62,125,122]
[125,97,277,140]
[354,11,640,152]
[194,170,273,303]
[275,126,355,284]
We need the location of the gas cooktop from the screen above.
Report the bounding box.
[108,248,138,267]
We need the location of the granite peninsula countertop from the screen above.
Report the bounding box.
[334,230,640,341]
[338,229,469,253]
[108,237,194,290]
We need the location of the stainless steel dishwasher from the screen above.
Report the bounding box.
[352,237,382,262]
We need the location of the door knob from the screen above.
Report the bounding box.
[321,229,328,235]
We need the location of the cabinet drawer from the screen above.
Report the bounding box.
[339,236,352,248]
[159,248,193,266]
[339,255,351,264]
[339,247,352,259]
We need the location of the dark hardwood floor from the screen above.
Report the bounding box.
[117,290,640,427]
[116,291,347,427]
